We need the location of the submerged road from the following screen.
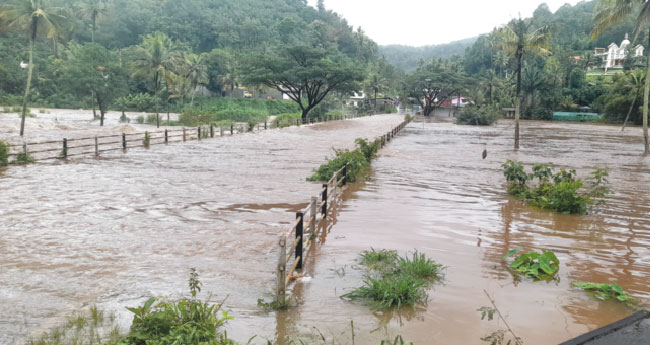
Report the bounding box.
[0,114,404,344]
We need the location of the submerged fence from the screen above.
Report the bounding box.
[275,117,411,301]
[3,113,374,163]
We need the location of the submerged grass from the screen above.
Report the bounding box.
[343,250,444,308]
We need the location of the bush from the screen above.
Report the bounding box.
[145,114,158,125]
[325,110,345,119]
[456,104,499,126]
[502,160,609,214]
[120,113,130,123]
[119,269,234,345]
[115,93,158,112]
[273,112,301,128]
[178,107,269,126]
[135,115,145,124]
[12,151,36,165]
[526,107,553,120]
[0,141,8,166]
[307,138,380,183]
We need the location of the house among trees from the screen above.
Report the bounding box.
[594,33,644,70]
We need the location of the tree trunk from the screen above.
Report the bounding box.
[97,93,104,126]
[643,30,650,154]
[92,91,97,118]
[515,51,523,149]
[20,38,35,137]
[622,91,638,132]
[374,89,377,110]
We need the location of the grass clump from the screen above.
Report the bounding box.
[456,104,499,126]
[135,115,145,124]
[343,250,444,308]
[0,141,8,166]
[119,113,130,123]
[404,114,413,122]
[26,305,120,345]
[179,108,268,127]
[145,114,158,125]
[257,297,291,311]
[12,151,36,165]
[503,247,559,280]
[572,282,634,303]
[307,138,381,183]
[502,160,609,214]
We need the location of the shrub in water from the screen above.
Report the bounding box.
[502,160,608,214]
[0,141,8,166]
[456,104,500,126]
[12,151,35,165]
[145,114,158,125]
[135,115,145,124]
[344,250,443,308]
[273,112,301,128]
[307,138,381,183]
[572,282,633,303]
[503,247,560,280]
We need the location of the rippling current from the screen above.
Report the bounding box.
[2,115,649,345]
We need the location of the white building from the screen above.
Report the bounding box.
[594,33,644,70]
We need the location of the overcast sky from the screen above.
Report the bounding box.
[308,0,583,46]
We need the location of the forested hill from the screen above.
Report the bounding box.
[1,0,393,110]
[383,0,640,72]
[379,37,477,71]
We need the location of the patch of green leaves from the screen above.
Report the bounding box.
[257,297,291,311]
[12,151,36,165]
[572,282,634,303]
[307,138,381,183]
[502,161,609,214]
[503,247,559,280]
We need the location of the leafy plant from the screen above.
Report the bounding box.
[380,335,414,345]
[404,114,414,122]
[396,251,445,280]
[502,161,609,214]
[257,297,291,311]
[0,141,8,166]
[308,138,381,183]
[12,151,36,165]
[273,112,301,128]
[503,247,559,280]
[145,114,158,125]
[135,115,145,124]
[360,248,398,268]
[477,306,496,321]
[456,104,500,126]
[119,112,131,123]
[572,282,634,303]
[142,131,150,148]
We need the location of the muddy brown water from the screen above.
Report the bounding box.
[2,115,649,345]
[0,115,403,345]
[283,117,650,345]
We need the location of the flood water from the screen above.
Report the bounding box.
[2,115,650,345]
[0,115,403,345]
[285,117,650,345]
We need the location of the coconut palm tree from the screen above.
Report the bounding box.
[365,73,389,110]
[621,70,645,131]
[499,18,552,149]
[592,0,650,153]
[78,0,109,43]
[0,0,67,136]
[182,53,208,106]
[131,31,180,127]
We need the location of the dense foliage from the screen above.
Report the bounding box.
[307,137,381,183]
[502,160,609,214]
[456,104,500,125]
[0,0,402,133]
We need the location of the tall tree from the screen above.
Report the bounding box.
[243,46,364,120]
[365,73,389,109]
[78,0,109,43]
[0,0,67,136]
[499,18,552,149]
[130,31,180,127]
[182,53,208,106]
[593,0,650,153]
[620,70,645,131]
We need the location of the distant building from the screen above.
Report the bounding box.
[440,97,472,108]
[594,33,644,70]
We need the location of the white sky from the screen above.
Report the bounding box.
[309,0,583,46]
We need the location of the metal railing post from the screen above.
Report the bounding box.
[322,184,328,217]
[182,128,186,142]
[165,129,168,144]
[310,196,318,235]
[230,125,234,135]
[295,212,304,270]
[122,133,127,150]
[342,164,348,186]
[277,236,287,302]
[94,136,98,156]
[197,126,201,140]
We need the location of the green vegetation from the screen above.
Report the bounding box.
[503,247,559,280]
[273,113,301,128]
[307,138,381,183]
[0,141,8,166]
[142,132,150,148]
[178,107,268,127]
[456,104,500,126]
[135,115,144,124]
[343,250,444,308]
[257,297,291,311]
[502,160,609,214]
[26,305,121,345]
[572,282,634,303]
[12,151,36,164]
